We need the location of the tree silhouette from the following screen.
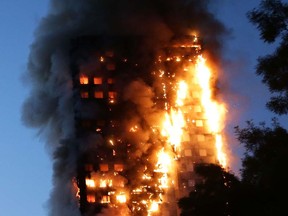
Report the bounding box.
[178,164,242,216]
[235,120,288,215]
[247,0,288,114]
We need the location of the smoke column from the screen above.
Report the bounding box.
[22,0,227,215]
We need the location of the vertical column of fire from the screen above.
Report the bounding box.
[151,35,228,213]
[193,56,227,167]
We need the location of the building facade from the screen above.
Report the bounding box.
[70,35,217,216]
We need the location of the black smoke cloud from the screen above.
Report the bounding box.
[22,0,227,215]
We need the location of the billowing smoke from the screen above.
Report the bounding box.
[22,0,227,215]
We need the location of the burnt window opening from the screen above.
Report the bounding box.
[94,91,104,99]
[194,105,202,113]
[107,78,115,84]
[99,164,109,172]
[195,120,203,127]
[94,77,103,85]
[108,91,117,104]
[80,74,89,85]
[199,149,207,157]
[81,91,89,98]
[86,179,96,188]
[100,179,113,188]
[187,162,194,171]
[85,164,94,172]
[197,134,205,142]
[87,194,96,203]
[184,149,192,157]
[107,63,115,71]
[101,195,110,204]
[114,164,124,172]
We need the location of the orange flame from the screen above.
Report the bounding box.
[161,109,185,152]
[194,55,227,167]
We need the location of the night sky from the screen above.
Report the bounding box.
[0,1,285,215]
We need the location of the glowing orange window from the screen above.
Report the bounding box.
[85,179,95,188]
[81,91,89,98]
[99,164,109,172]
[195,120,203,127]
[108,91,117,104]
[197,134,205,142]
[87,194,96,203]
[94,91,104,98]
[93,77,102,85]
[184,149,192,157]
[101,195,110,203]
[116,193,126,203]
[80,74,89,84]
[199,149,207,157]
[114,164,124,172]
[108,91,117,99]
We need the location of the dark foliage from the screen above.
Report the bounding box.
[178,164,242,216]
[235,120,288,215]
[247,0,288,114]
[179,120,288,216]
[247,0,288,43]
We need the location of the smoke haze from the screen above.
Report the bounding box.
[22,0,228,215]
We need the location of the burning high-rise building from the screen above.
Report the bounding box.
[22,1,229,216]
[69,34,226,216]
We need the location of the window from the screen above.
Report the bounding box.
[101,195,110,203]
[194,105,202,113]
[184,149,192,157]
[196,120,203,127]
[107,63,115,71]
[114,164,124,172]
[93,77,102,85]
[99,164,109,172]
[108,91,117,104]
[81,91,89,98]
[80,74,89,84]
[87,194,96,203]
[94,91,104,99]
[85,164,93,171]
[116,193,126,203]
[199,149,207,157]
[99,179,112,188]
[108,91,117,98]
[86,179,95,188]
[192,91,200,98]
[187,162,194,171]
[107,78,115,84]
[197,134,205,142]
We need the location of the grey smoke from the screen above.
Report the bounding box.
[22,0,227,215]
